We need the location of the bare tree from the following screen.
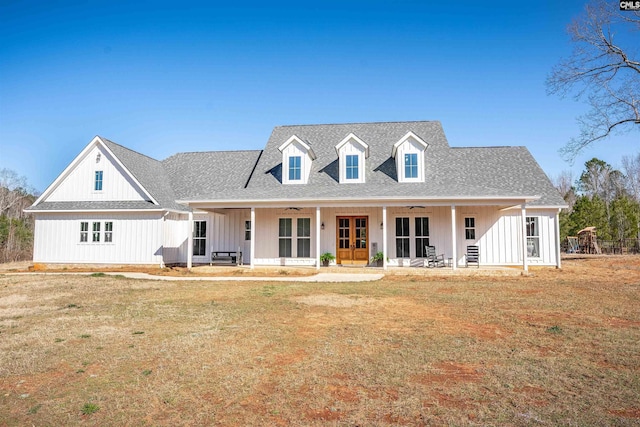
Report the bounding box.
[547,0,640,159]
[621,152,640,199]
[554,170,577,210]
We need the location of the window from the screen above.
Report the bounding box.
[80,222,88,242]
[279,218,292,257]
[404,153,418,179]
[395,217,410,258]
[346,155,359,180]
[297,218,311,257]
[92,222,101,242]
[288,156,301,181]
[193,220,206,256]
[415,217,430,257]
[104,222,113,243]
[95,170,103,191]
[526,217,540,258]
[245,220,251,241]
[465,217,476,240]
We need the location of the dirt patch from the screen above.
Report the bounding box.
[609,408,640,418]
[294,294,376,307]
[411,362,484,385]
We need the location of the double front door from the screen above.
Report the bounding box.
[336,216,368,265]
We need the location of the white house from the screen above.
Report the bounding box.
[25,121,567,270]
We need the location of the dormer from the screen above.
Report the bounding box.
[391,131,428,183]
[278,135,316,185]
[335,133,369,184]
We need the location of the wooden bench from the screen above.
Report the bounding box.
[210,251,242,266]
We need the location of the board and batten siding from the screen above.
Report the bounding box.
[33,213,164,264]
[162,212,189,264]
[47,145,149,202]
[455,207,558,266]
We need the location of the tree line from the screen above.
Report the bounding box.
[0,169,36,263]
[555,155,640,246]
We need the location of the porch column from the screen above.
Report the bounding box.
[382,206,388,270]
[187,211,193,270]
[555,209,562,269]
[521,204,528,272]
[316,206,321,270]
[250,207,256,269]
[451,205,457,270]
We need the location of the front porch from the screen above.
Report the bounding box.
[182,203,562,271]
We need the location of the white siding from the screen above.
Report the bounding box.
[47,145,149,202]
[33,213,164,264]
[454,206,559,267]
[162,212,189,264]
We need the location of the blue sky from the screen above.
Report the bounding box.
[0,0,637,193]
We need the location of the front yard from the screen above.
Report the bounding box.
[1,257,639,425]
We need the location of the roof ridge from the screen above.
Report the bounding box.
[451,146,525,149]
[274,120,441,128]
[167,149,263,156]
[99,136,161,163]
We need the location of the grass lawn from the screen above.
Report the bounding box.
[1,257,639,426]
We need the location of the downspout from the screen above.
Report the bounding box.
[187,211,193,270]
[451,205,457,270]
[160,211,170,268]
[382,206,387,270]
[555,208,562,269]
[521,204,528,272]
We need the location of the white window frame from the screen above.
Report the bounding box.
[526,216,540,258]
[395,217,410,258]
[464,217,476,240]
[404,153,418,179]
[288,156,301,181]
[193,220,207,257]
[80,221,88,242]
[415,217,430,258]
[94,170,103,191]
[279,218,292,258]
[104,221,113,243]
[297,218,311,258]
[345,155,359,180]
[245,220,251,241]
[92,222,101,242]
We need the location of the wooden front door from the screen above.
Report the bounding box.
[336,216,369,265]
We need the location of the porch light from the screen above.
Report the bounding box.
[380,222,383,229]
[321,222,325,230]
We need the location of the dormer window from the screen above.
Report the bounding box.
[278,135,316,185]
[335,133,368,184]
[346,155,359,180]
[392,132,428,183]
[289,156,301,181]
[405,154,418,179]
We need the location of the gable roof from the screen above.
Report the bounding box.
[99,138,188,212]
[182,121,564,207]
[29,121,566,212]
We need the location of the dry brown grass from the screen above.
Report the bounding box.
[1,256,639,425]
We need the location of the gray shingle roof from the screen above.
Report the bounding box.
[163,150,262,200]
[101,138,189,212]
[27,201,160,211]
[31,121,566,211]
[185,121,566,207]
